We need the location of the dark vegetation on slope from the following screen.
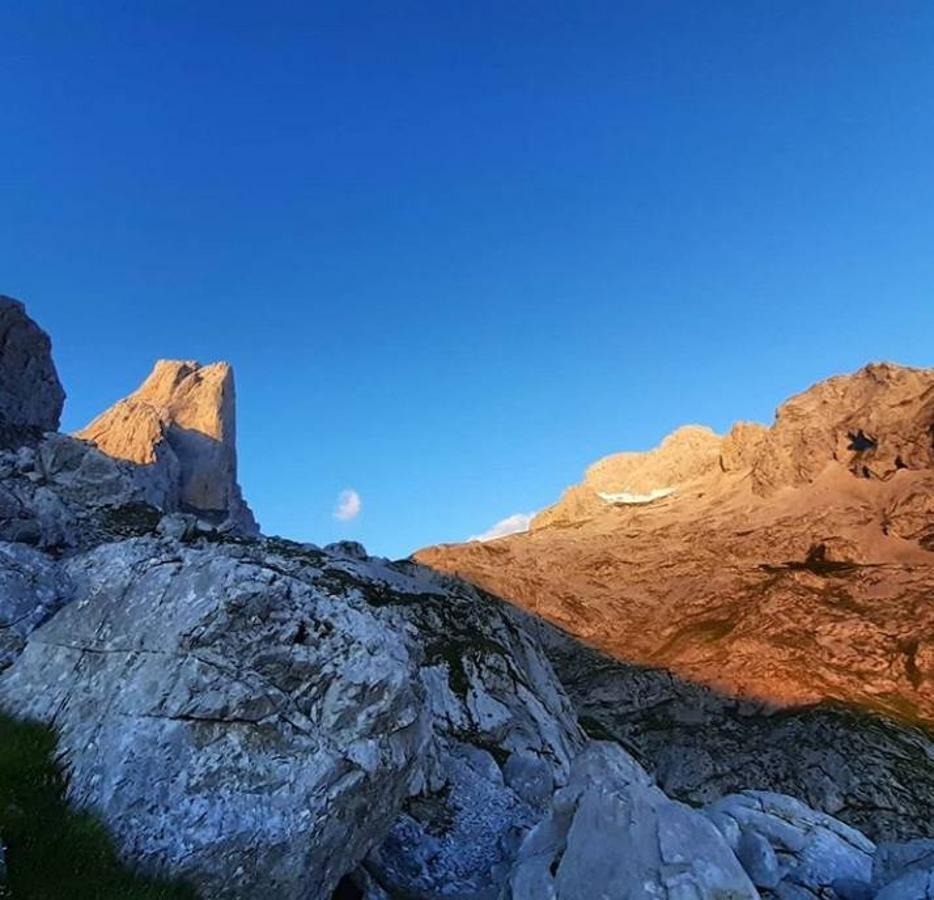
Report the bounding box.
[0,713,197,900]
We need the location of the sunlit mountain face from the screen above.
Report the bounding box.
[419,362,934,726]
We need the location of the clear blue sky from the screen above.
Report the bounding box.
[3,2,934,558]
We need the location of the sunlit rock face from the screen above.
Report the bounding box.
[76,359,258,535]
[0,296,65,434]
[418,362,934,725]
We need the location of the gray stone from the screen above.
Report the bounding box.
[875,868,934,899]
[156,512,199,542]
[0,541,70,671]
[0,296,65,432]
[705,790,874,898]
[325,540,368,560]
[503,751,555,808]
[737,826,781,888]
[0,433,193,549]
[874,838,934,888]
[0,538,429,899]
[504,742,758,899]
[333,558,584,899]
[873,839,934,898]
[32,485,76,548]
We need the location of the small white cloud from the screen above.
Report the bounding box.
[468,511,535,543]
[334,488,362,522]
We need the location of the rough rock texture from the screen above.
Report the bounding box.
[0,537,429,899]
[706,791,876,897]
[76,359,257,535]
[418,363,934,725]
[873,839,934,899]
[359,564,584,897]
[0,542,70,671]
[531,625,934,843]
[0,433,192,549]
[504,742,758,899]
[0,296,65,434]
[0,526,586,899]
[533,425,723,530]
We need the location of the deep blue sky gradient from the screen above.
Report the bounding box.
[3,2,934,556]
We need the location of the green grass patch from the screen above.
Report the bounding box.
[0,713,197,899]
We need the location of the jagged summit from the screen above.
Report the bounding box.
[419,362,934,724]
[76,358,257,535]
[533,362,934,530]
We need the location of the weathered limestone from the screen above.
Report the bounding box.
[0,538,429,899]
[706,791,875,897]
[505,742,758,899]
[76,359,258,535]
[0,541,70,671]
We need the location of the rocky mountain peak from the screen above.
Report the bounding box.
[420,361,934,731]
[75,358,257,535]
[0,295,65,435]
[749,361,934,494]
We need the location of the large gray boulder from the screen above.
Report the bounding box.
[0,296,65,434]
[705,791,875,898]
[504,741,758,899]
[0,537,429,899]
[0,295,65,439]
[280,553,586,898]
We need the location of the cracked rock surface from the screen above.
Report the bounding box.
[0,537,429,899]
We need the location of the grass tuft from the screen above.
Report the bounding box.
[0,713,197,899]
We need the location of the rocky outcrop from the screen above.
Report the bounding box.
[0,536,429,899]
[0,513,584,898]
[418,363,934,726]
[0,296,65,435]
[706,791,876,896]
[0,433,191,549]
[532,424,722,530]
[749,363,934,495]
[359,563,583,896]
[0,542,70,671]
[76,359,257,535]
[505,742,758,899]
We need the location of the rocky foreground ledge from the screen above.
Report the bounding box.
[0,294,932,899]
